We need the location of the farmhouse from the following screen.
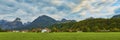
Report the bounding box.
[41,28,51,33]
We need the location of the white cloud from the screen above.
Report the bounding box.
[0,0,119,23]
[72,0,118,17]
[51,0,64,6]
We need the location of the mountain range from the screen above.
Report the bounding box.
[0,15,76,30]
[0,14,120,30]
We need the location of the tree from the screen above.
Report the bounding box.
[82,27,90,32]
[111,28,120,32]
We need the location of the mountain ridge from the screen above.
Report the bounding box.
[0,15,76,30]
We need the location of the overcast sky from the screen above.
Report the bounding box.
[0,0,120,23]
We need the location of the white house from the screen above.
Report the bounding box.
[41,29,47,33]
[41,28,51,33]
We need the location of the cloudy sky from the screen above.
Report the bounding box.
[0,0,120,23]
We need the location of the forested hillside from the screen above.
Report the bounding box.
[49,18,120,32]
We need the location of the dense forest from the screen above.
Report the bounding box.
[49,18,120,32]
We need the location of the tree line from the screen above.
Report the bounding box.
[49,18,120,32]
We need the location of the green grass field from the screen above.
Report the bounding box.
[0,32,120,40]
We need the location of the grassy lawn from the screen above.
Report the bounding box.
[0,32,120,40]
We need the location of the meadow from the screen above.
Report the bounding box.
[0,32,120,40]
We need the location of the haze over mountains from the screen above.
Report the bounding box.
[0,15,76,30]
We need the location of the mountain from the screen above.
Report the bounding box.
[26,15,57,28]
[12,18,23,27]
[24,22,31,26]
[24,15,76,29]
[112,14,120,18]
[61,19,76,23]
[10,18,23,29]
[0,18,23,30]
[57,19,76,23]
[0,20,9,29]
